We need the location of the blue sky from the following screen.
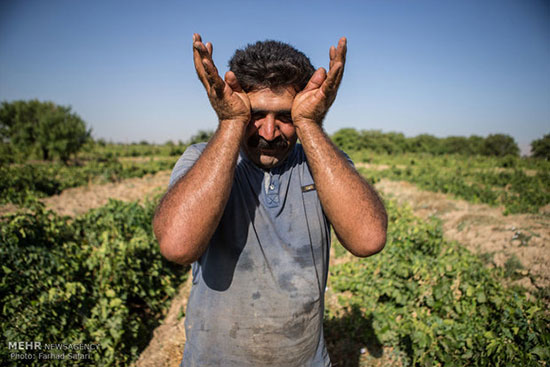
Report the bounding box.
[1,0,548,154]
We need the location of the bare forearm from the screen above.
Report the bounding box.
[295,120,387,256]
[153,120,246,264]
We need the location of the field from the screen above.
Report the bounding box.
[1,145,549,366]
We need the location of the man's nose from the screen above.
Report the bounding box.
[258,115,277,141]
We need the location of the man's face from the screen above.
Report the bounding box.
[242,86,298,170]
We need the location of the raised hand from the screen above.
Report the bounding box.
[193,33,251,124]
[291,37,347,126]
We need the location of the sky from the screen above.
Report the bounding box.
[1,0,549,155]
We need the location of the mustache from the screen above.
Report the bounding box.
[247,135,289,150]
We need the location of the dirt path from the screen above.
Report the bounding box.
[375,179,550,293]
[133,275,192,367]
[41,171,171,216]
[1,171,171,217]
[0,170,174,218]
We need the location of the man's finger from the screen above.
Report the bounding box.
[328,38,346,70]
[193,35,225,96]
[302,68,327,93]
[320,62,343,100]
[336,37,347,65]
[324,37,347,96]
[328,37,346,80]
[202,58,225,97]
[193,34,210,88]
[329,46,336,70]
[225,71,243,93]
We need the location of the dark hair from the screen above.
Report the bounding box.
[228,40,315,92]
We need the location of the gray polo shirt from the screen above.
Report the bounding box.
[169,143,341,367]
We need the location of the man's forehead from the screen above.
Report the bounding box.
[248,85,298,96]
[248,86,297,105]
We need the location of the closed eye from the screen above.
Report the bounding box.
[251,111,267,120]
[277,113,293,124]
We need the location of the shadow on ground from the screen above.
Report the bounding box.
[324,304,384,367]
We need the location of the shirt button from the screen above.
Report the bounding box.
[269,184,275,190]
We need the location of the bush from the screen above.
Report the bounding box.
[331,129,521,157]
[531,133,550,160]
[0,199,188,366]
[187,130,214,145]
[0,158,178,205]
[356,154,550,214]
[328,200,550,365]
[332,128,363,152]
[0,100,91,162]
[481,134,520,157]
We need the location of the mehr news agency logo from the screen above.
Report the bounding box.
[8,341,101,361]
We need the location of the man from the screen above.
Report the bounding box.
[153,33,387,366]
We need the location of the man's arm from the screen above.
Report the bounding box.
[292,37,387,257]
[153,34,250,265]
[296,122,387,257]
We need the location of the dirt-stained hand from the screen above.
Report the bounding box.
[291,37,347,126]
[193,33,251,124]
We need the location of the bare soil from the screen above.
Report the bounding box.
[118,156,176,163]
[42,171,171,217]
[133,276,192,367]
[374,179,550,292]
[1,172,171,218]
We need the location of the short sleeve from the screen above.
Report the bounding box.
[168,143,208,188]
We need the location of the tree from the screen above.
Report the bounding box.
[0,100,43,156]
[530,133,550,160]
[408,134,441,154]
[361,130,391,153]
[384,132,407,154]
[332,128,363,151]
[481,134,519,157]
[466,135,485,155]
[439,135,484,155]
[0,100,90,162]
[187,130,214,145]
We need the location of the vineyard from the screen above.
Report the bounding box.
[1,138,550,366]
[1,199,188,365]
[352,151,550,215]
[325,200,549,366]
[0,157,177,205]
